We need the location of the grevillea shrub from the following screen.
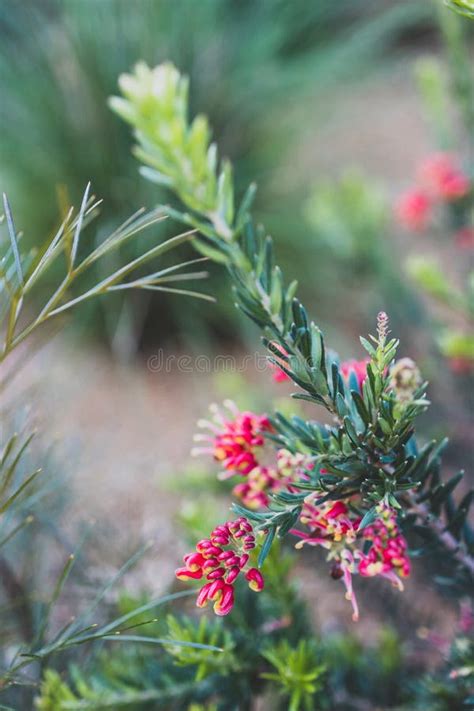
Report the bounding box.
[111,62,474,625]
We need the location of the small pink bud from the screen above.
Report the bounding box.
[245,567,264,592]
[175,566,203,581]
[226,555,241,567]
[225,566,240,584]
[202,557,219,571]
[183,552,205,571]
[213,584,235,616]
[196,582,212,608]
[239,553,249,568]
[207,578,225,600]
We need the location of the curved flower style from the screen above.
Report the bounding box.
[175,517,264,615]
[293,500,359,549]
[291,499,410,621]
[192,401,272,478]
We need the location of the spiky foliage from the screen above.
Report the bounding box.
[0,187,211,361]
[261,640,326,711]
[112,61,473,603]
[0,190,213,699]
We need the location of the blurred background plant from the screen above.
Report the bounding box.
[0,0,433,356]
[400,16,474,379]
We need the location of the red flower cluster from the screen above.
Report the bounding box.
[293,500,359,549]
[175,517,264,616]
[193,402,314,509]
[291,498,410,621]
[233,465,282,509]
[395,152,471,233]
[358,503,410,585]
[233,450,314,509]
[192,401,272,478]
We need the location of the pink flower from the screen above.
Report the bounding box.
[292,500,359,549]
[358,503,410,587]
[340,358,370,390]
[395,189,432,231]
[232,451,313,509]
[418,152,470,202]
[192,401,272,477]
[176,517,265,616]
[233,465,276,509]
[290,499,410,621]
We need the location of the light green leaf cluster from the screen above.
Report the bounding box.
[0,188,212,362]
[110,63,234,241]
[305,170,387,261]
[261,640,325,711]
[165,614,236,682]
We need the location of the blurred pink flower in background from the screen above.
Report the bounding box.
[340,358,370,389]
[418,152,470,202]
[395,189,432,231]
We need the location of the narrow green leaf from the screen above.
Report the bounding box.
[2,193,23,285]
[258,526,276,568]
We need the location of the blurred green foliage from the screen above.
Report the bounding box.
[0,0,431,350]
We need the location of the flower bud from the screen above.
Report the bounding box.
[245,567,264,592]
